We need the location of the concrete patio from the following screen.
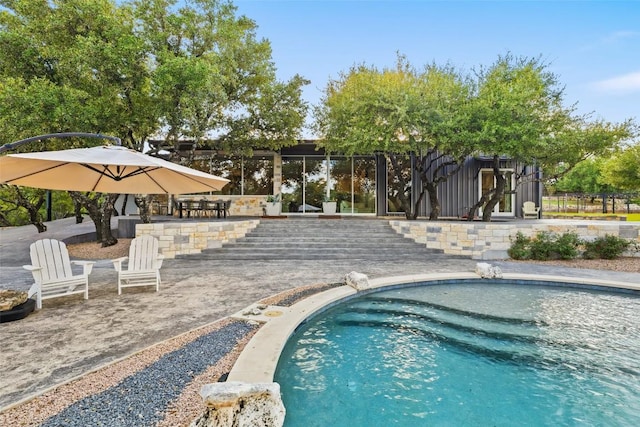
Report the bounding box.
[1,215,638,414]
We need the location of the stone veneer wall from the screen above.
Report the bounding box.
[136,220,259,259]
[389,220,640,260]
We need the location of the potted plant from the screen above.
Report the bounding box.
[264,194,282,216]
[322,195,337,214]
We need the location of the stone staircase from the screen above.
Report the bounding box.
[177,217,442,261]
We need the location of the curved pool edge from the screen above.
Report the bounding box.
[227,272,640,383]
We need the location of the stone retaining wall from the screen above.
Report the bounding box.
[136,220,259,259]
[389,220,640,260]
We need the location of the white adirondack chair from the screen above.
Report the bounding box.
[523,201,540,219]
[112,235,164,295]
[23,239,95,309]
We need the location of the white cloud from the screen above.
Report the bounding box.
[579,30,640,52]
[592,71,640,94]
[602,31,640,44]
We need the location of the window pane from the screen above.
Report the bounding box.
[282,157,303,213]
[304,157,325,214]
[243,156,273,195]
[209,157,241,195]
[353,157,376,214]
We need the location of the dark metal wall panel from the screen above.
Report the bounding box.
[389,154,543,218]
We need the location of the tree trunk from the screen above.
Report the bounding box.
[14,187,47,232]
[100,194,118,247]
[70,192,103,242]
[135,195,153,223]
[120,194,129,216]
[467,188,495,221]
[482,156,507,222]
[69,191,118,246]
[387,154,414,219]
[425,182,440,220]
[74,198,84,223]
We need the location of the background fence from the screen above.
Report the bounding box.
[542,193,640,214]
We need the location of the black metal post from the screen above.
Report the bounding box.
[46,190,52,221]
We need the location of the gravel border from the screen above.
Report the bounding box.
[38,320,257,427]
[260,282,345,307]
[0,319,259,427]
[0,284,328,427]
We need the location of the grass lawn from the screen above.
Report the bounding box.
[543,212,640,221]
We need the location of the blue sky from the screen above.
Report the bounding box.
[233,0,639,135]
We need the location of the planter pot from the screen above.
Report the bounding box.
[322,202,337,214]
[265,202,282,216]
[0,298,36,323]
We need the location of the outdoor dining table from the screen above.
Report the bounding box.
[177,199,228,219]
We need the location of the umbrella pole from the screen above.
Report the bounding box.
[0,133,121,154]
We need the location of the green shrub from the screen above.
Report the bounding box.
[528,231,553,260]
[508,232,531,260]
[508,231,581,261]
[582,235,631,260]
[555,232,581,260]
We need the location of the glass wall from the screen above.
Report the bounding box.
[333,157,376,214]
[202,155,274,196]
[193,152,376,215]
[281,157,304,213]
[283,155,376,214]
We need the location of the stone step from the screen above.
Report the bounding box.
[177,218,437,262]
[231,241,426,249]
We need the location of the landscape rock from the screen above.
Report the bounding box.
[475,262,503,279]
[191,382,285,427]
[345,271,371,290]
[0,290,28,311]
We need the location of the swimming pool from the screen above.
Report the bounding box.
[274,280,640,426]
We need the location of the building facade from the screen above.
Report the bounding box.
[151,140,542,219]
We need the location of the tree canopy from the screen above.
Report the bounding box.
[316,53,636,220]
[601,143,640,192]
[315,56,474,219]
[0,0,309,236]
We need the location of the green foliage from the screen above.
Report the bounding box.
[314,55,474,219]
[507,232,531,260]
[508,231,581,261]
[0,187,75,227]
[583,235,631,260]
[554,232,581,260]
[0,0,309,232]
[0,0,308,154]
[528,231,555,260]
[509,231,631,261]
[600,144,640,192]
[554,158,616,194]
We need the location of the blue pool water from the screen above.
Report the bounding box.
[275,281,640,426]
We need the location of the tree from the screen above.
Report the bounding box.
[315,56,474,219]
[0,0,308,241]
[0,0,146,243]
[600,143,640,192]
[466,54,634,221]
[553,158,615,195]
[135,0,309,160]
[0,186,47,232]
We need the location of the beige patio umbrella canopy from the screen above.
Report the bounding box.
[0,145,229,194]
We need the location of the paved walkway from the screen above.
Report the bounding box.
[1,216,639,413]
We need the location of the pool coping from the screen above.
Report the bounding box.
[227,271,640,383]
